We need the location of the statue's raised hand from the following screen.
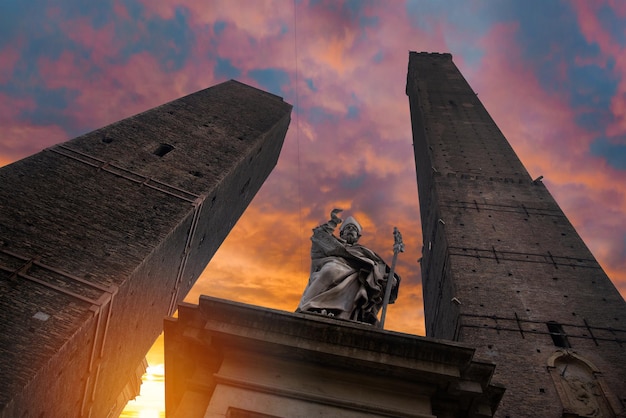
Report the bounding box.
[329,208,343,227]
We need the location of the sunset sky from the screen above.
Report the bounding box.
[2,0,626,416]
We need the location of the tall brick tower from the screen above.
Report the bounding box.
[406,52,625,417]
[0,80,291,417]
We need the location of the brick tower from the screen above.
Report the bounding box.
[406,52,625,417]
[0,80,291,417]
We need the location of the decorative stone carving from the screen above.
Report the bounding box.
[547,350,621,417]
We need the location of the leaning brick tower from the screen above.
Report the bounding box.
[0,80,291,417]
[406,52,625,417]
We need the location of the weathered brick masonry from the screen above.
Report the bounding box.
[407,52,625,417]
[0,80,291,417]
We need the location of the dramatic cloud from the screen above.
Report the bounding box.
[2,0,625,326]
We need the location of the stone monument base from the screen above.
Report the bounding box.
[165,296,503,417]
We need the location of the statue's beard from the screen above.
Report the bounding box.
[343,233,358,245]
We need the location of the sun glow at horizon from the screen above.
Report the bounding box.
[119,362,165,418]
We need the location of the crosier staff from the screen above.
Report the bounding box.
[379,227,404,329]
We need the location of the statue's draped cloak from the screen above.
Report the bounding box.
[297,222,400,324]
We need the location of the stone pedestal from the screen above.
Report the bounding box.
[165,296,504,418]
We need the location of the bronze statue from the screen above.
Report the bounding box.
[296,209,400,325]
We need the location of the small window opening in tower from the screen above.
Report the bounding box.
[154,143,174,157]
[546,321,571,348]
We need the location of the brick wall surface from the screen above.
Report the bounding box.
[407,52,625,417]
[0,80,291,417]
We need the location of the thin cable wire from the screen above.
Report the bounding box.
[293,0,304,275]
